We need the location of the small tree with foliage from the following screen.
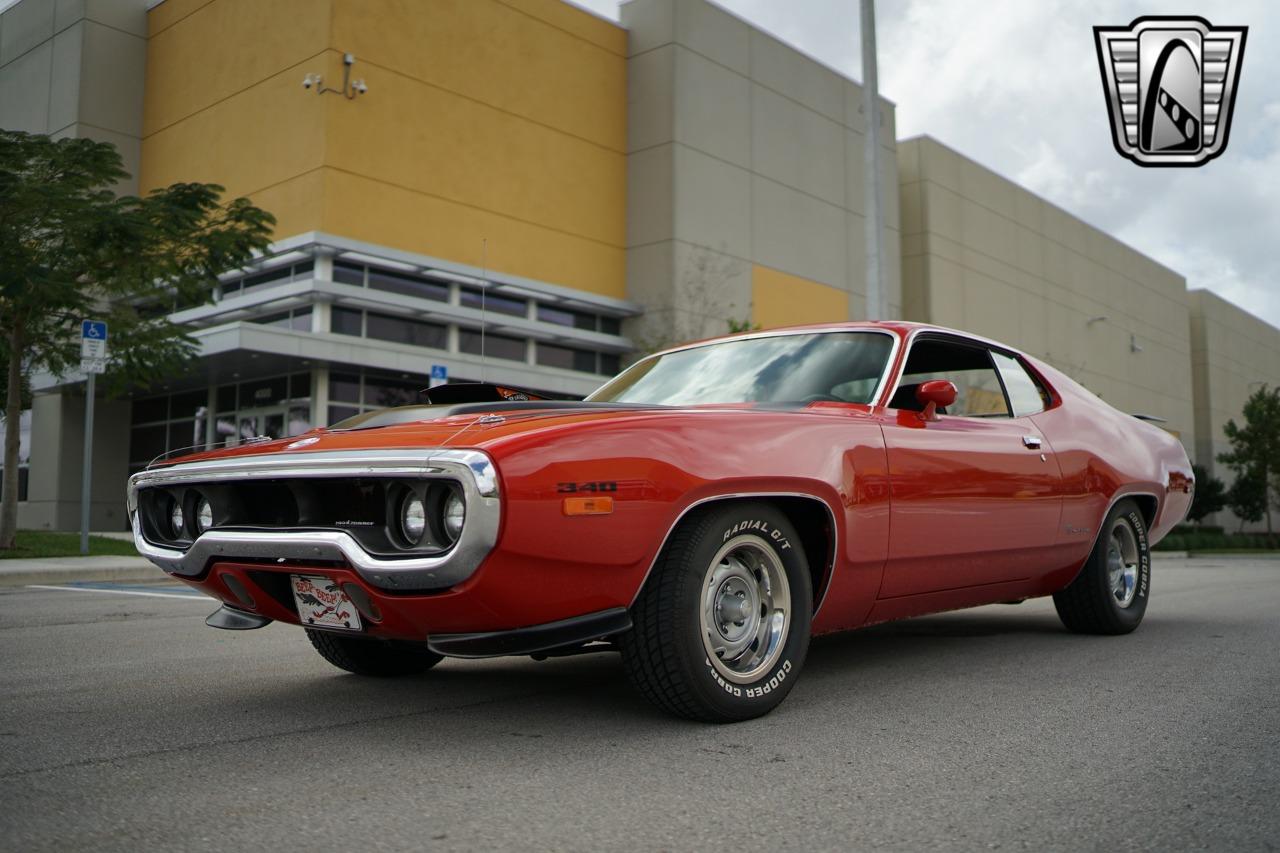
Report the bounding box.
[1225,467,1268,533]
[1186,464,1226,525]
[0,131,274,548]
[1218,385,1280,535]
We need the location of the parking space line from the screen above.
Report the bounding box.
[26,584,212,602]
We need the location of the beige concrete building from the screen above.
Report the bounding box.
[1188,289,1280,528]
[899,136,1198,452]
[621,0,901,350]
[0,0,148,192]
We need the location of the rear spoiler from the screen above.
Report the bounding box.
[421,383,548,404]
[1131,413,1167,423]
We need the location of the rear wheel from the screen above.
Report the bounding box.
[621,502,812,722]
[1053,498,1150,634]
[305,629,443,676]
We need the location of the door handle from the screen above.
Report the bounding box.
[1022,435,1042,449]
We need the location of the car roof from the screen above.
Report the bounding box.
[649,321,1022,360]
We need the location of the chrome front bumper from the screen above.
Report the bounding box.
[127,448,501,591]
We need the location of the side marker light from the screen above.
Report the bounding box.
[563,496,614,516]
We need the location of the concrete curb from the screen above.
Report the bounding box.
[0,558,167,588]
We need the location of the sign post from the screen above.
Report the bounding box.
[79,320,108,555]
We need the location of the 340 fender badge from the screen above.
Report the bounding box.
[285,436,321,450]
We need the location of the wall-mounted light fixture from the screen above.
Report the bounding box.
[1086,315,1109,326]
[303,53,367,99]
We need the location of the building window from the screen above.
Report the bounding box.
[331,307,364,336]
[460,287,526,317]
[133,372,314,468]
[250,305,312,331]
[459,329,525,361]
[535,343,622,376]
[333,261,365,286]
[220,259,315,299]
[238,376,289,409]
[369,268,449,302]
[328,405,360,425]
[326,369,432,424]
[538,304,597,331]
[365,312,448,349]
[329,373,362,403]
[536,342,597,373]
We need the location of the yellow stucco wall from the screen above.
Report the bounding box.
[752,265,850,329]
[141,0,627,297]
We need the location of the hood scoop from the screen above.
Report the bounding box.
[422,382,549,405]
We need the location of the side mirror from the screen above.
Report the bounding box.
[915,379,957,422]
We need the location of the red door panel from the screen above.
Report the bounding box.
[879,410,1064,598]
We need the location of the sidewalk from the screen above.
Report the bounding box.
[0,554,167,587]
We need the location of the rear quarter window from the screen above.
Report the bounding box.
[992,351,1048,417]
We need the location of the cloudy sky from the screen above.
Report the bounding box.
[572,0,1279,329]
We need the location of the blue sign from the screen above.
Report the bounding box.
[82,320,108,340]
[430,365,448,381]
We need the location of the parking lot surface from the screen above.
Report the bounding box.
[2,557,1277,851]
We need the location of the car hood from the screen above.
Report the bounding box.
[150,401,877,469]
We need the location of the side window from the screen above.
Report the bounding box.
[891,338,1010,418]
[992,351,1048,417]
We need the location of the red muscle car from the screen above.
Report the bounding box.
[128,322,1194,721]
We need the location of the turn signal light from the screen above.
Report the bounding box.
[562,496,614,516]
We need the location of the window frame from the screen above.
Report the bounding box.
[888,333,1017,420]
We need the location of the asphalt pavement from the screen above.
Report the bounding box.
[2,557,1277,852]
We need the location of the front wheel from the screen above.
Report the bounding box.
[621,502,813,722]
[1053,498,1151,634]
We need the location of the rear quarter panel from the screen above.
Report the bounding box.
[1026,357,1193,589]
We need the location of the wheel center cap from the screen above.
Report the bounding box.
[715,577,757,637]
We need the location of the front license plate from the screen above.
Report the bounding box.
[291,575,363,632]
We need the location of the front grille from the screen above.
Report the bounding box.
[137,477,461,557]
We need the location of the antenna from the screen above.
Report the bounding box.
[480,237,488,383]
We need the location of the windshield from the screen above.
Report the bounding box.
[588,331,895,406]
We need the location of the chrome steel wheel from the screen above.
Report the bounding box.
[1107,516,1140,609]
[699,534,791,684]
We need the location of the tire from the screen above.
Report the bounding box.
[1053,498,1151,635]
[305,629,444,676]
[621,501,813,722]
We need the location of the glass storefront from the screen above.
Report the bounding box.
[129,371,313,471]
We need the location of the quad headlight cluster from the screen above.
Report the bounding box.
[139,478,465,555]
[394,483,465,549]
[163,491,216,540]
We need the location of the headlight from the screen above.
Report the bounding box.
[195,496,214,533]
[401,494,426,544]
[170,500,185,537]
[443,490,465,542]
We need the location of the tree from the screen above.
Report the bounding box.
[1225,467,1267,533]
[1218,384,1280,535]
[0,131,274,548]
[1186,464,1226,524]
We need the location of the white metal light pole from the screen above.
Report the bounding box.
[860,0,886,320]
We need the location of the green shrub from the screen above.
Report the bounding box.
[1154,529,1279,552]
